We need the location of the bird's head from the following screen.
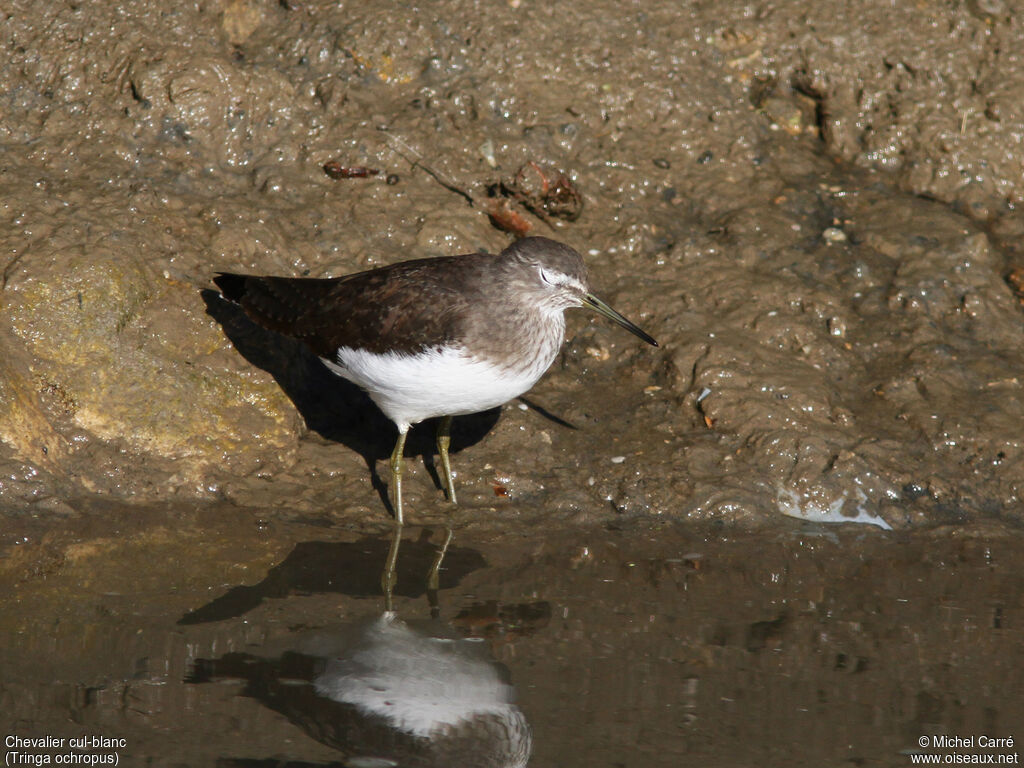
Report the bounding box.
[502,237,658,346]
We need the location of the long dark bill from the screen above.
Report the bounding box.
[582,293,658,347]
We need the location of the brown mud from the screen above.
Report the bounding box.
[3,0,1024,764]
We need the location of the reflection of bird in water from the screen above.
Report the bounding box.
[188,613,531,768]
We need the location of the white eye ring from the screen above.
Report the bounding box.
[539,267,557,286]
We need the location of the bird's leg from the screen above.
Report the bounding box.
[389,428,408,525]
[381,521,402,612]
[436,415,457,505]
[382,427,408,609]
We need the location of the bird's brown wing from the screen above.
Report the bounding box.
[214,255,483,358]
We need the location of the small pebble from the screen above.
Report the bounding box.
[828,317,847,337]
[478,138,497,168]
[653,157,671,169]
[822,226,847,243]
[386,173,400,185]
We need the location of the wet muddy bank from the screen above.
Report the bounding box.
[2,1,1024,528]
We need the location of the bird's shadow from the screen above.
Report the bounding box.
[177,533,486,625]
[203,289,506,507]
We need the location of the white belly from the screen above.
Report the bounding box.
[322,344,555,431]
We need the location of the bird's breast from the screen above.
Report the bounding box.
[323,338,559,429]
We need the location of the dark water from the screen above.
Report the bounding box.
[2,506,1022,767]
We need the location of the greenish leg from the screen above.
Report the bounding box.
[382,428,407,610]
[436,415,457,505]
[389,428,408,525]
[381,521,402,612]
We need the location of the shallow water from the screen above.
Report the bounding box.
[3,505,1021,767]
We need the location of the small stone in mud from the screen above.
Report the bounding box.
[1005,267,1024,302]
[653,158,671,169]
[386,173,400,185]
[697,150,714,164]
[478,138,497,168]
[822,226,847,243]
[761,95,805,135]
